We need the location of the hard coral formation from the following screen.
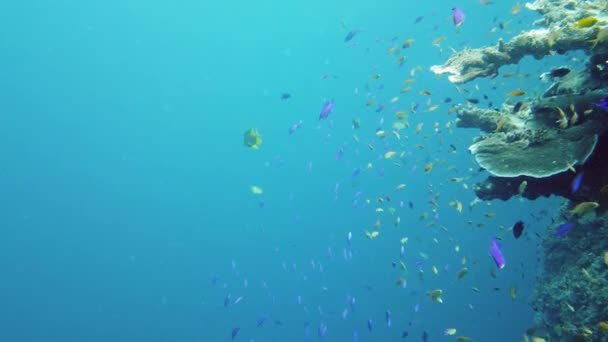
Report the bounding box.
[430,0,608,83]
[469,123,600,178]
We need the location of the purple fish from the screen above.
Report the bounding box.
[594,96,608,111]
[319,100,335,120]
[554,222,575,236]
[490,238,505,269]
[571,172,584,194]
[452,7,465,27]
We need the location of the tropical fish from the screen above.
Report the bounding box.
[452,7,465,27]
[518,180,527,195]
[490,238,506,269]
[457,267,468,280]
[344,29,362,42]
[428,289,443,303]
[575,17,598,28]
[243,128,263,149]
[444,328,457,336]
[512,220,524,239]
[571,173,584,194]
[250,185,264,194]
[510,284,518,300]
[594,96,608,111]
[231,327,240,340]
[507,89,525,96]
[570,201,599,217]
[319,100,335,120]
[289,120,303,135]
[589,27,608,49]
[280,93,291,100]
[554,222,574,236]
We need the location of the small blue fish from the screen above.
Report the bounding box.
[367,318,373,332]
[554,222,575,236]
[318,321,327,338]
[288,120,303,135]
[230,327,240,340]
[422,331,429,342]
[319,100,335,120]
[224,293,231,307]
[344,29,362,42]
[490,238,506,269]
[351,167,361,178]
[256,315,269,327]
[385,310,392,327]
[571,172,584,194]
[280,93,291,100]
[594,96,608,111]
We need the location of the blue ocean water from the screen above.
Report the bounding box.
[0,1,574,341]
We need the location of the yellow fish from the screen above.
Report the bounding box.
[518,180,527,195]
[432,36,446,46]
[456,337,472,342]
[243,128,263,149]
[575,17,598,28]
[444,328,457,336]
[531,337,546,342]
[250,185,264,194]
[589,27,608,49]
[510,284,518,300]
[598,321,608,332]
[384,151,397,159]
[402,38,415,48]
[424,162,433,173]
[365,230,380,239]
[432,265,439,275]
[427,105,440,112]
[547,30,560,47]
[570,202,599,217]
[450,200,463,213]
[507,89,526,97]
[427,289,443,303]
[604,251,608,266]
[376,130,387,138]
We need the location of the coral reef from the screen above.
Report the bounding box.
[431,0,608,340]
[531,207,608,341]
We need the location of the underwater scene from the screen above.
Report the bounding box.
[1,0,608,341]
